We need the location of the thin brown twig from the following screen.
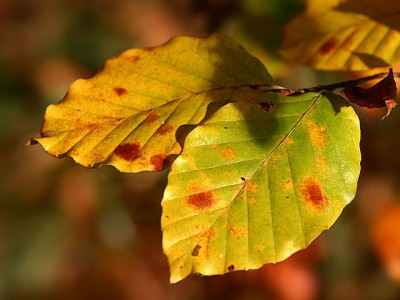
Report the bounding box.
[254,70,400,95]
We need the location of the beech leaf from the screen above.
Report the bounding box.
[162,92,361,283]
[30,33,272,172]
[280,0,400,70]
[343,68,397,118]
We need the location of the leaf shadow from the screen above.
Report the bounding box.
[169,36,276,169]
[238,96,281,147]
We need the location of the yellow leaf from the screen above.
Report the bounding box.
[31,34,272,172]
[280,0,400,71]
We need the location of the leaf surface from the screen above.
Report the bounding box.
[162,92,361,282]
[31,34,272,172]
[280,0,400,70]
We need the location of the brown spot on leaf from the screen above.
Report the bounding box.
[156,124,173,135]
[228,225,244,240]
[114,143,140,161]
[145,112,160,124]
[150,154,167,171]
[257,102,276,112]
[191,245,202,257]
[114,87,127,96]
[299,178,328,210]
[228,265,235,272]
[187,185,216,211]
[319,38,339,55]
[305,120,328,148]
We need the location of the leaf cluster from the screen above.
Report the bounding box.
[30,0,400,282]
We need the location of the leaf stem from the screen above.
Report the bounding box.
[305,71,400,92]
[259,70,400,96]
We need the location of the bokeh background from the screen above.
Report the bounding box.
[2,0,400,299]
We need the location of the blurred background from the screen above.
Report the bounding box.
[1,0,400,299]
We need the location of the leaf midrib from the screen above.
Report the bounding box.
[165,94,322,254]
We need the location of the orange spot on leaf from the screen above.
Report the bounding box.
[246,182,257,193]
[257,244,265,252]
[113,87,127,96]
[315,155,329,173]
[299,178,328,210]
[228,225,245,240]
[114,143,140,161]
[285,137,294,145]
[283,179,293,190]
[150,154,167,171]
[187,185,216,211]
[319,38,339,55]
[221,148,235,159]
[156,124,173,135]
[305,120,328,148]
[248,197,256,206]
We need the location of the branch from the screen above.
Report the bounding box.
[258,69,400,96]
[260,68,398,119]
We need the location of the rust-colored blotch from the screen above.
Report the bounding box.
[150,154,167,170]
[145,112,160,124]
[114,142,140,161]
[156,124,173,135]
[319,38,339,55]
[130,55,140,62]
[113,87,127,96]
[299,178,328,210]
[187,185,216,211]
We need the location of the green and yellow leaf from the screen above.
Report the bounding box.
[31,33,272,172]
[162,92,361,282]
[280,0,400,70]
